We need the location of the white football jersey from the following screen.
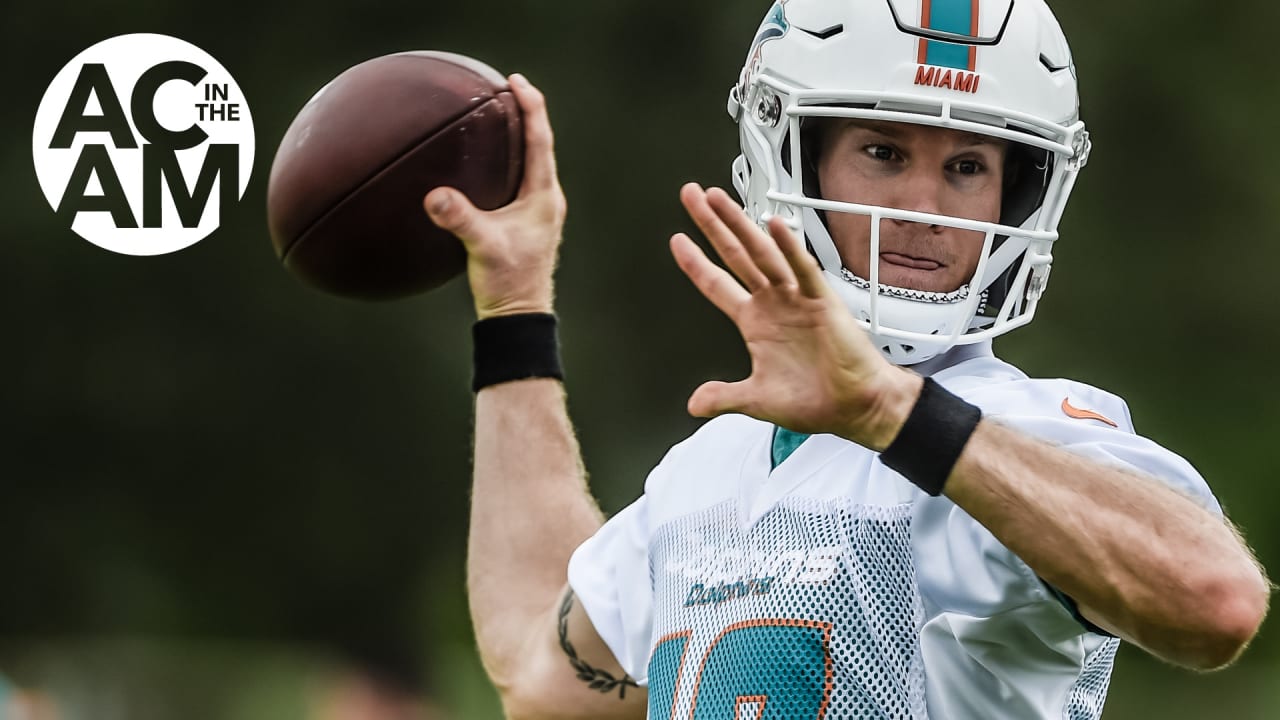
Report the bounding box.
[568,343,1218,719]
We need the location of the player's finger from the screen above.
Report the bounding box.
[767,215,827,299]
[687,379,756,419]
[424,186,488,245]
[704,187,796,288]
[679,183,768,293]
[670,232,749,320]
[508,74,559,195]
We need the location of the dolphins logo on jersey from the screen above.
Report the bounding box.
[736,0,790,104]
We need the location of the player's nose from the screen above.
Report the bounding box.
[888,167,946,232]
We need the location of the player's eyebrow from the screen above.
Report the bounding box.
[844,119,1005,149]
[846,119,905,138]
[954,132,1006,149]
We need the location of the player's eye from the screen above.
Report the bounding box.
[950,158,984,175]
[864,144,899,162]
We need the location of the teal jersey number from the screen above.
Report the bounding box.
[648,619,832,719]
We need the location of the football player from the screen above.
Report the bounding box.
[424,0,1271,717]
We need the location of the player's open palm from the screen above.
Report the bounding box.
[671,184,906,444]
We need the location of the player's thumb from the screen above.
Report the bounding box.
[687,380,750,419]
[424,187,484,240]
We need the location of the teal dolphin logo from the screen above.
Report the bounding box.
[752,0,790,48]
[737,1,790,99]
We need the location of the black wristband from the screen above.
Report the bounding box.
[472,313,564,392]
[879,377,982,496]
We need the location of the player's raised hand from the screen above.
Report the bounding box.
[424,73,567,320]
[670,183,921,450]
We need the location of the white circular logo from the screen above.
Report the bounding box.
[32,33,254,256]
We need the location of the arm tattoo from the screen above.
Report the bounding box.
[558,588,640,699]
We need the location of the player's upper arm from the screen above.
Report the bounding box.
[501,586,647,720]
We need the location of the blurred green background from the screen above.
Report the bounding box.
[2,0,1276,717]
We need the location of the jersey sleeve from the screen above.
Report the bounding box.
[566,416,761,684]
[567,486,659,683]
[912,374,1221,643]
[978,378,1219,514]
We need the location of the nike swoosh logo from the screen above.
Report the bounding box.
[1061,397,1118,427]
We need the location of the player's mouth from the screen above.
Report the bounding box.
[880,252,943,271]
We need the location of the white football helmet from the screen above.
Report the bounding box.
[729,0,1089,364]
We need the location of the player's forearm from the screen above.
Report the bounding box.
[468,378,605,689]
[943,420,1270,669]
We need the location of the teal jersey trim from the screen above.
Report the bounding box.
[771,426,811,470]
[923,0,973,70]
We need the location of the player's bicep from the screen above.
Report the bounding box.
[503,586,647,720]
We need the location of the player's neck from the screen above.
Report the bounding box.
[902,341,994,377]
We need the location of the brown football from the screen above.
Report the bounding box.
[267,51,523,300]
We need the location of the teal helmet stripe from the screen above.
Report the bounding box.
[921,0,976,71]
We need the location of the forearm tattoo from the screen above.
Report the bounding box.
[558,588,640,699]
